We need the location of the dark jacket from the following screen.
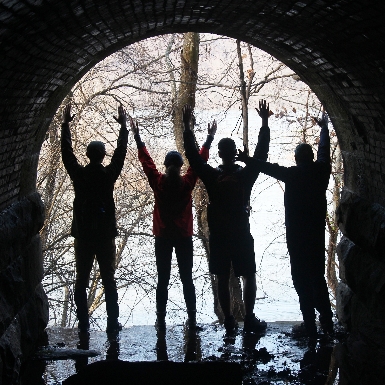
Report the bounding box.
[61,122,128,240]
[252,124,331,237]
[183,126,270,235]
[135,134,212,238]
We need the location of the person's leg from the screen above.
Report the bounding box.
[290,254,317,335]
[209,233,231,317]
[243,273,256,316]
[232,232,257,316]
[231,231,265,332]
[96,238,121,332]
[209,232,235,332]
[154,237,173,331]
[287,229,317,336]
[217,270,231,318]
[74,239,95,331]
[311,241,333,333]
[175,237,197,327]
[155,237,173,313]
[314,274,334,333]
[242,273,267,333]
[217,269,239,333]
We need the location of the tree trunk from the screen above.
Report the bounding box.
[169,33,229,322]
[61,285,70,327]
[326,144,342,299]
[171,32,200,157]
[302,90,311,143]
[40,122,60,248]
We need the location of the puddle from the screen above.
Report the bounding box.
[22,322,342,384]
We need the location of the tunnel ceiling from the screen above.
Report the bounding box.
[0,0,385,211]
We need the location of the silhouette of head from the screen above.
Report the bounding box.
[218,138,236,162]
[164,151,184,168]
[294,143,314,165]
[86,141,106,163]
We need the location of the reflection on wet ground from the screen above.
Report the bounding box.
[26,322,342,384]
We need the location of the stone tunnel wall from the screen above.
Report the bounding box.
[335,189,385,384]
[0,0,385,383]
[0,193,48,383]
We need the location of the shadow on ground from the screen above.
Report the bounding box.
[22,322,344,384]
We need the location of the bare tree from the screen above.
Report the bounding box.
[38,33,339,328]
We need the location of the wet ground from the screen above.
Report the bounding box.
[26,322,343,384]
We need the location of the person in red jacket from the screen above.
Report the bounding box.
[130,116,216,331]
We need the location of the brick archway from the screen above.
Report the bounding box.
[1,1,385,383]
[1,1,384,207]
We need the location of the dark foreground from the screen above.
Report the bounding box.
[21,322,345,384]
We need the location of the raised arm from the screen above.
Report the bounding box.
[236,151,289,182]
[199,118,216,161]
[237,100,289,182]
[130,116,162,185]
[313,111,331,164]
[183,105,217,182]
[253,100,272,160]
[106,104,128,180]
[184,117,217,187]
[61,104,81,179]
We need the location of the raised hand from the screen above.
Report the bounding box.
[183,105,194,131]
[236,146,250,164]
[63,104,74,124]
[256,100,273,123]
[129,116,139,135]
[313,111,329,128]
[113,104,127,126]
[208,120,217,137]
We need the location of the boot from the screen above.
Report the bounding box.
[319,314,334,336]
[105,289,121,333]
[224,315,238,335]
[243,313,267,334]
[291,322,317,339]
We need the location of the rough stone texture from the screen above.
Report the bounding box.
[0,0,385,383]
[336,188,385,382]
[337,235,385,321]
[341,295,385,385]
[0,193,48,384]
[337,189,385,260]
[335,281,353,328]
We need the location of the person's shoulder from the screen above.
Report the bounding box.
[314,159,331,173]
[218,164,243,173]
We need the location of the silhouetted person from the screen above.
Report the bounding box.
[61,104,128,333]
[239,112,333,338]
[183,101,271,334]
[130,116,216,331]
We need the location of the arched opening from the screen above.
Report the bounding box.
[36,33,343,384]
[38,32,341,331]
[1,1,384,384]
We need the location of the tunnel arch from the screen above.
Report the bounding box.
[1,1,385,382]
[1,0,384,210]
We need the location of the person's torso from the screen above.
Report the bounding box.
[72,163,117,239]
[152,174,194,238]
[284,162,330,230]
[206,164,252,234]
